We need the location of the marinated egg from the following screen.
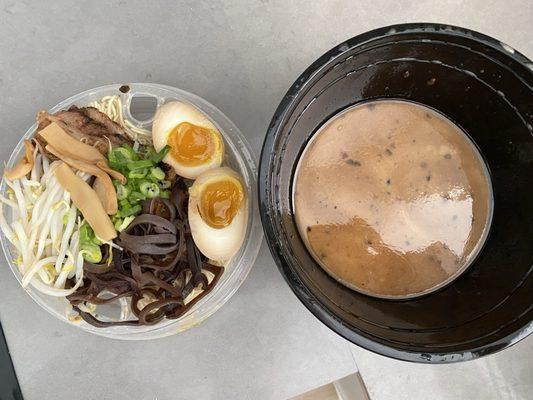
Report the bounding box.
[152,101,224,179]
[188,167,247,263]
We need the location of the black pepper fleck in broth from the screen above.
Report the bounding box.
[119,85,130,93]
[293,100,491,298]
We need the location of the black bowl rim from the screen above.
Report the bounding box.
[259,22,533,363]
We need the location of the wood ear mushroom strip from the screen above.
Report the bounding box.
[4,139,35,180]
[54,162,117,242]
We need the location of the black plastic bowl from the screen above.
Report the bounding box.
[259,23,533,363]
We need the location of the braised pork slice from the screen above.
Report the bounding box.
[36,106,132,156]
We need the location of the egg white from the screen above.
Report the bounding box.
[188,167,248,263]
[152,101,224,179]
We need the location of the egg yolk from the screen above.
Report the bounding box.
[199,179,244,229]
[168,122,217,166]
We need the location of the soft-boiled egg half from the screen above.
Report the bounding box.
[188,167,247,263]
[152,101,224,179]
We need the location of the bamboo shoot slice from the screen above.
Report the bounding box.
[93,176,116,215]
[46,145,118,215]
[4,140,35,180]
[54,163,116,241]
[38,122,106,164]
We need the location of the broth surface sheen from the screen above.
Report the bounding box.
[293,100,492,298]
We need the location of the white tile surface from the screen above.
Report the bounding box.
[351,337,533,400]
[0,1,531,399]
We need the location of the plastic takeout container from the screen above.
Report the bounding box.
[0,83,263,339]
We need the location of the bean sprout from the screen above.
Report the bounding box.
[0,150,84,295]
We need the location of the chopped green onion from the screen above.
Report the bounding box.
[139,182,160,198]
[114,218,123,231]
[79,224,93,244]
[150,167,165,181]
[126,160,153,171]
[80,243,102,263]
[109,150,125,165]
[159,190,170,199]
[121,204,142,217]
[114,145,138,162]
[128,168,148,179]
[129,191,146,202]
[116,216,135,232]
[119,199,131,209]
[158,180,171,189]
[151,145,170,164]
[116,184,130,200]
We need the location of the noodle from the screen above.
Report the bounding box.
[89,95,152,145]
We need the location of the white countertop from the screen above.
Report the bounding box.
[0,1,531,399]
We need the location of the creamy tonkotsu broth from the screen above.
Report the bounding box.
[293,100,492,298]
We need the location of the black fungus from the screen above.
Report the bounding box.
[67,181,224,327]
